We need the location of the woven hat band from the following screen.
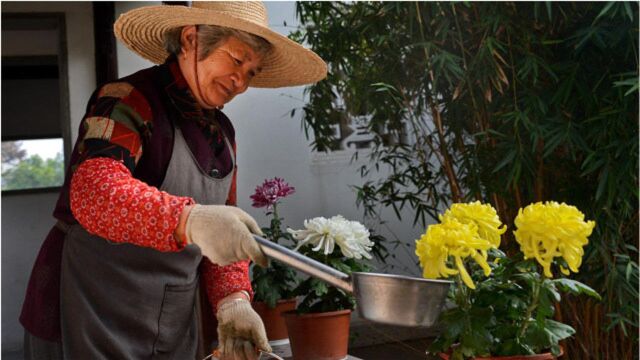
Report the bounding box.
[193,1,268,28]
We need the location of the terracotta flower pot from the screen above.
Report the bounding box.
[438,347,563,360]
[283,309,351,360]
[252,298,297,341]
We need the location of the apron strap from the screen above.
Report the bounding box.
[55,221,71,234]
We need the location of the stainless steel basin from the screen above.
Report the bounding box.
[255,235,451,327]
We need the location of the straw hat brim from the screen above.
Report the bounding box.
[114,5,327,88]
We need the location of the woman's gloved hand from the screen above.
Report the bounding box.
[216,298,271,360]
[183,205,268,267]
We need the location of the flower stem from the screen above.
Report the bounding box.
[271,203,281,242]
[518,274,544,339]
[454,274,473,339]
[455,275,471,310]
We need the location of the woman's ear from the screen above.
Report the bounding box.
[180,25,197,55]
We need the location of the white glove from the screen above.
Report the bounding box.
[217,299,271,360]
[184,205,268,267]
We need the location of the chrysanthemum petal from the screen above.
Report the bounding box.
[514,202,594,277]
[455,255,475,289]
[415,208,500,288]
[289,215,373,259]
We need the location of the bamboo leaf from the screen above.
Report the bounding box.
[594,2,617,23]
[545,2,553,21]
[623,2,634,21]
[493,150,517,173]
[595,167,609,201]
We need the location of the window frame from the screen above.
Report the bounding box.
[1,12,71,195]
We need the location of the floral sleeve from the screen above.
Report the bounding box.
[202,259,253,311]
[70,157,193,251]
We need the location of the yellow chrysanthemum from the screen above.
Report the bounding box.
[514,201,595,278]
[441,201,507,248]
[415,218,494,289]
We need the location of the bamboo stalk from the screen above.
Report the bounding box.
[513,184,523,210]
[414,2,462,202]
[451,3,485,135]
[535,139,545,201]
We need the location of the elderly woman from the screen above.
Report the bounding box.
[20,2,326,360]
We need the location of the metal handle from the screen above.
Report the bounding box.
[254,235,354,293]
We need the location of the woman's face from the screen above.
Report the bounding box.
[179,26,263,109]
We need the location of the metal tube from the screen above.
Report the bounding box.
[254,235,354,293]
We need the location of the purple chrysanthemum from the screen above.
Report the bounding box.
[250,177,295,210]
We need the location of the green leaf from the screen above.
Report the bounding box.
[553,278,602,300]
[492,150,517,173]
[624,84,639,97]
[498,339,533,356]
[311,278,329,297]
[544,319,575,343]
[545,1,552,21]
[441,308,466,339]
[469,306,494,326]
[594,2,616,23]
[537,284,557,321]
[623,1,634,21]
[626,262,635,281]
[513,272,538,287]
[427,335,455,355]
[523,319,552,353]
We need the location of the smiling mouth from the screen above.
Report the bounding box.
[218,83,232,96]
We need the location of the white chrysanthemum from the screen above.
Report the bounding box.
[288,215,374,259]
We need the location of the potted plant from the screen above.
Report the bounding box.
[416,201,601,360]
[284,215,375,360]
[249,177,299,343]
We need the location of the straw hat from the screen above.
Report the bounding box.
[114,1,327,88]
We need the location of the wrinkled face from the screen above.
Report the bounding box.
[178,26,263,109]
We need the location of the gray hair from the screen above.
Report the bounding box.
[164,25,272,61]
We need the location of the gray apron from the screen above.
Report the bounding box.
[60,125,235,360]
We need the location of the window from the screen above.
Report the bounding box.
[2,14,69,192]
[2,139,64,191]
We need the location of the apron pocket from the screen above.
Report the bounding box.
[153,279,198,357]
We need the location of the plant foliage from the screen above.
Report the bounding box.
[251,206,298,308]
[429,250,600,358]
[292,2,638,358]
[293,244,370,314]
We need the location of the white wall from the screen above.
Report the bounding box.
[1,1,95,351]
[115,1,160,77]
[1,193,60,352]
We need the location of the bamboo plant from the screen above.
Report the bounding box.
[291,2,638,358]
